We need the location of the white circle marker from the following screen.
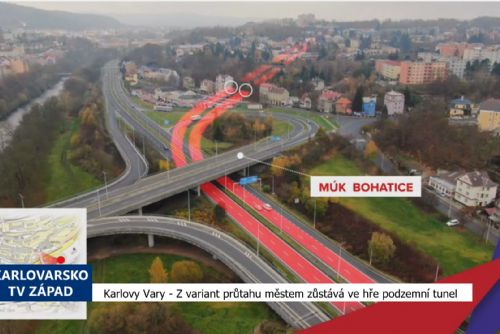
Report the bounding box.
[224,80,239,95]
[237,152,244,160]
[238,83,253,98]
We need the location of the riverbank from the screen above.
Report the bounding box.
[0,77,67,150]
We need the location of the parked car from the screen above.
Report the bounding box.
[446,219,460,227]
[263,203,272,211]
[254,204,262,211]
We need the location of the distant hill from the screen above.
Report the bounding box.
[0,2,123,30]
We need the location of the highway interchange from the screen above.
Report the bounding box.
[53,54,396,328]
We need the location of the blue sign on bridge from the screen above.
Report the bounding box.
[271,136,281,142]
[239,176,259,185]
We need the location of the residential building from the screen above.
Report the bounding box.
[182,76,195,90]
[399,61,448,85]
[311,77,325,91]
[477,99,500,134]
[200,79,215,94]
[463,44,500,68]
[454,171,498,207]
[428,170,465,197]
[362,96,377,117]
[443,57,467,78]
[417,52,436,63]
[335,97,352,115]
[259,83,289,106]
[215,74,234,92]
[318,90,341,113]
[449,97,472,118]
[437,42,469,58]
[299,93,312,110]
[176,43,206,57]
[384,90,405,115]
[375,59,401,80]
[8,58,28,74]
[141,67,179,86]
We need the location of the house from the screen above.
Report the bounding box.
[299,93,312,110]
[454,171,498,207]
[384,90,405,115]
[200,79,215,94]
[477,98,500,135]
[311,77,325,91]
[141,67,180,87]
[318,90,341,113]
[449,97,472,118]
[362,96,377,117]
[489,201,500,226]
[182,76,195,90]
[289,96,299,107]
[215,74,234,92]
[428,170,465,197]
[375,60,401,80]
[259,83,290,106]
[335,97,352,115]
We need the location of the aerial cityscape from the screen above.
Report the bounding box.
[0,1,499,333]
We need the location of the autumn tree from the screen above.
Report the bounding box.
[368,232,396,265]
[213,203,226,222]
[364,140,379,158]
[270,154,302,177]
[149,256,168,283]
[158,159,171,171]
[171,260,204,283]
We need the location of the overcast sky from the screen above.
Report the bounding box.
[15,1,500,22]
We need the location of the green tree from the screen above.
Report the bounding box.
[260,320,287,334]
[352,86,364,112]
[381,105,388,119]
[212,120,224,141]
[368,232,396,265]
[213,203,226,222]
[171,260,204,283]
[399,33,412,53]
[149,256,168,283]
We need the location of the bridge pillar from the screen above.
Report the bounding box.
[147,234,155,248]
[196,185,201,196]
[138,207,143,215]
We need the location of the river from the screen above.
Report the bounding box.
[0,77,67,150]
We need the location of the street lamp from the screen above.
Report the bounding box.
[313,199,317,229]
[102,171,108,199]
[187,190,191,222]
[96,189,102,217]
[18,193,24,208]
[271,175,275,195]
[337,242,345,281]
[256,223,260,257]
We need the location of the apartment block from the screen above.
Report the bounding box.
[399,61,448,85]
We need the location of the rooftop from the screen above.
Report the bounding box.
[480,98,500,112]
[458,171,497,188]
[451,97,472,105]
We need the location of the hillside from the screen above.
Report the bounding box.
[0,2,123,30]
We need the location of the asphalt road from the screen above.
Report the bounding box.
[239,183,395,283]
[179,87,366,314]
[74,61,318,219]
[88,215,329,329]
[51,62,148,208]
[115,64,394,288]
